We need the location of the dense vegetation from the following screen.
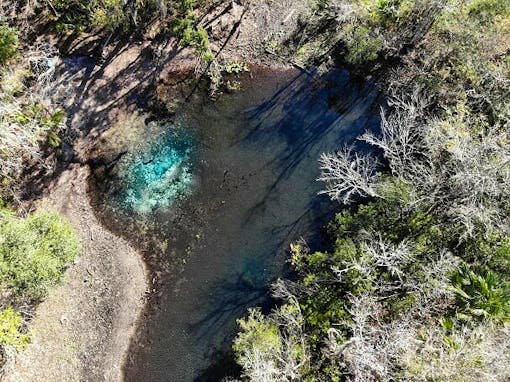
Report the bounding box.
[0,23,18,65]
[232,0,510,381]
[0,8,79,366]
[0,22,64,191]
[0,207,79,362]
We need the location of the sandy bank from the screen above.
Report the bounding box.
[3,165,147,381]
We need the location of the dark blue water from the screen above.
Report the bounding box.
[91,67,380,381]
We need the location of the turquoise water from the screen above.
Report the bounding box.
[117,127,194,214]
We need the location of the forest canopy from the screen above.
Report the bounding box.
[232,0,510,381]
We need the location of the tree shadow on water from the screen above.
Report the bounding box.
[237,70,381,230]
[249,70,379,155]
[193,346,242,382]
[189,271,277,381]
[187,271,270,345]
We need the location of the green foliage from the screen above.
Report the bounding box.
[323,0,419,66]
[89,0,126,29]
[48,109,67,126]
[172,1,214,61]
[13,105,65,149]
[0,307,29,351]
[175,0,196,14]
[467,0,510,23]
[376,176,414,205]
[45,110,67,148]
[172,16,195,45]
[451,264,510,322]
[51,0,163,32]
[236,195,509,378]
[233,308,282,359]
[490,237,510,274]
[193,27,213,61]
[314,0,330,11]
[301,286,349,342]
[368,0,415,26]
[0,210,80,300]
[459,233,510,275]
[224,62,250,74]
[343,25,383,66]
[289,200,434,344]
[52,0,90,32]
[385,293,416,316]
[234,303,310,380]
[0,23,19,66]
[46,132,61,147]
[420,0,510,125]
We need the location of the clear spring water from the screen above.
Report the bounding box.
[118,127,194,214]
[91,67,381,381]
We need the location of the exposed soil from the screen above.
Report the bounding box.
[1,1,314,380]
[2,165,147,382]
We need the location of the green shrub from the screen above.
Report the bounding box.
[0,307,29,351]
[233,308,282,360]
[46,132,61,147]
[224,62,250,74]
[172,0,214,61]
[52,0,90,32]
[0,210,80,300]
[451,264,510,322]
[370,0,415,26]
[172,17,195,46]
[51,0,160,32]
[0,23,19,65]
[343,25,383,66]
[233,306,310,380]
[467,0,510,23]
[193,26,213,60]
[90,0,126,29]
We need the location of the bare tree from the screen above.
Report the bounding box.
[0,41,62,191]
[318,146,379,204]
[325,237,461,381]
[361,86,429,179]
[320,79,510,239]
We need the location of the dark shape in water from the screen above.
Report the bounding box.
[91,67,381,381]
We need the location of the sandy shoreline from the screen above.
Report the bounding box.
[3,165,147,381]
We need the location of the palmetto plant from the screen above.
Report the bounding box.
[451,264,510,322]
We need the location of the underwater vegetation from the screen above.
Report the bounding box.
[117,125,194,214]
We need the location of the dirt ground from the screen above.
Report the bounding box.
[2,165,147,382]
[1,1,314,381]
